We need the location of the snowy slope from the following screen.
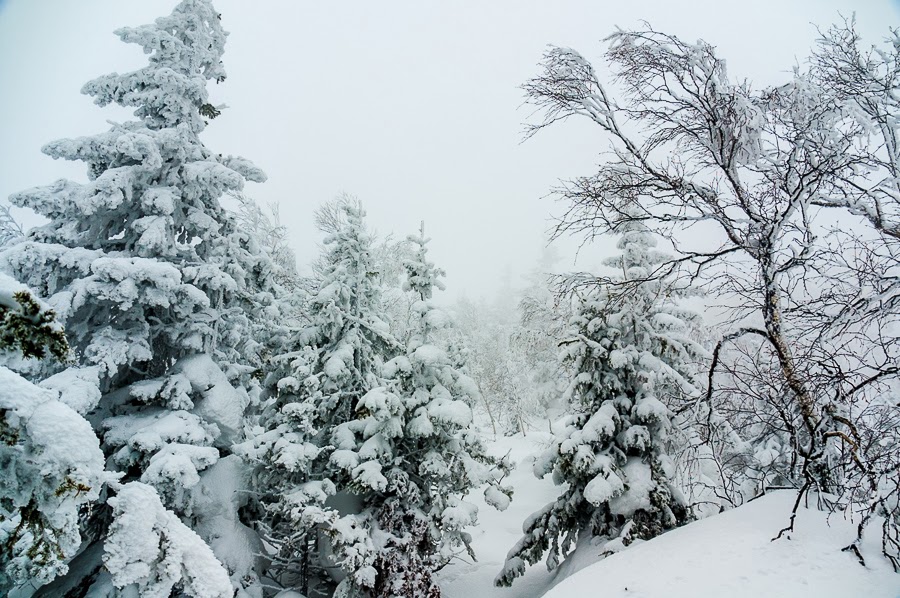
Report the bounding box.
[544,490,898,598]
[438,431,562,598]
[439,431,899,598]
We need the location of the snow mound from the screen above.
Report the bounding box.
[544,490,899,598]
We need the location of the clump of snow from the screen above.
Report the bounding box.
[608,458,653,517]
[173,354,249,446]
[428,398,473,427]
[406,409,435,437]
[442,499,479,530]
[193,455,263,588]
[382,355,412,378]
[484,485,511,511]
[424,307,450,330]
[352,460,388,492]
[104,409,216,455]
[38,366,102,414]
[412,344,448,366]
[274,439,323,472]
[453,373,480,401]
[583,469,625,506]
[330,449,361,471]
[323,342,354,381]
[633,395,669,423]
[140,443,220,510]
[0,271,34,310]
[105,482,233,598]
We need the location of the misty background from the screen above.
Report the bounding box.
[1,0,896,300]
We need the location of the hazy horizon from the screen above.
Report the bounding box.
[1,0,896,301]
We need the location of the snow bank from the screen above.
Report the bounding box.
[439,433,898,598]
[544,491,899,598]
[437,431,562,598]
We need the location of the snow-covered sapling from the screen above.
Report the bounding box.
[496,221,705,587]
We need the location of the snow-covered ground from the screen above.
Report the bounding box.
[440,431,900,598]
[546,490,899,598]
[437,430,560,598]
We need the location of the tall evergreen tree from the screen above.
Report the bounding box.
[305,200,401,429]
[250,216,511,598]
[247,199,400,596]
[1,1,269,594]
[496,221,705,587]
[326,223,511,598]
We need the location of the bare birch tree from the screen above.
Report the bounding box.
[523,23,900,568]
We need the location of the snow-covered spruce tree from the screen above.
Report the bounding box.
[496,221,706,587]
[1,1,267,594]
[245,199,400,596]
[0,283,234,598]
[325,223,511,598]
[0,273,112,596]
[242,344,330,596]
[304,199,401,439]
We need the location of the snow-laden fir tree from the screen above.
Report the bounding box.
[306,198,401,428]
[243,199,400,596]
[496,220,706,587]
[325,222,512,598]
[0,280,233,598]
[248,215,513,597]
[242,342,329,596]
[1,1,270,594]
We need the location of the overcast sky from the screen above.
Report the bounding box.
[1,0,897,301]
